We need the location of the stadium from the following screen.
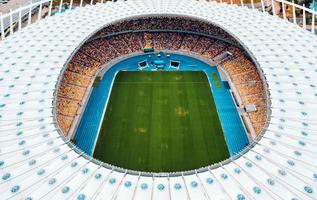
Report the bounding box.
[0,0,316,199]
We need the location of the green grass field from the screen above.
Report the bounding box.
[93,71,229,172]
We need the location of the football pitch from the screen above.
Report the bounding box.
[93,71,229,172]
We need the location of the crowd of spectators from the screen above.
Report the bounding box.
[153,32,171,50]
[106,35,131,55]
[121,33,143,52]
[169,33,183,50]
[57,27,266,136]
[222,56,267,134]
[192,37,215,54]
[203,40,228,59]
[57,51,101,133]
[180,34,200,51]
[94,17,238,45]
[143,32,154,49]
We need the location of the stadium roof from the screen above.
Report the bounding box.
[0,0,317,199]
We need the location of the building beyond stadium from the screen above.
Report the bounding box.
[0,0,317,199]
